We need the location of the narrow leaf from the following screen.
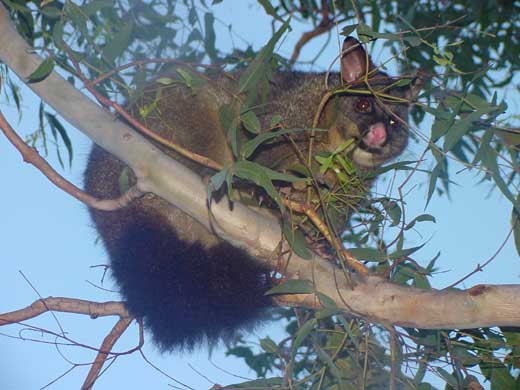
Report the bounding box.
[27,58,54,83]
[238,19,290,94]
[265,279,313,295]
[348,248,387,262]
[282,221,312,260]
[103,22,134,63]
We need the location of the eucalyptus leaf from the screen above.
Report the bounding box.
[282,220,312,260]
[242,127,317,158]
[405,214,436,230]
[27,58,54,83]
[389,244,425,260]
[239,19,290,94]
[265,279,313,295]
[348,247,387,262]
[103,22,134,64]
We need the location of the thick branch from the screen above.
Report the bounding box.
[1,3,520,329]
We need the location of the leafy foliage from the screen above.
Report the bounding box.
[2,0,520,389]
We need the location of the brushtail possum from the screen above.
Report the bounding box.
[84,37,418,351]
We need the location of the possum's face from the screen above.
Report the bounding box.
[335,86,412,168]
[334,37,418,168]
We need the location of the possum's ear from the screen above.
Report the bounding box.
[340,37,374,83]
[405,69,426,101]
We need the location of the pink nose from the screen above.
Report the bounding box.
[363,123,387,147]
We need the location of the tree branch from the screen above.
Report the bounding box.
[0,297,137,390]
[1,3,520,330]
[290,0,335,65]
[82,317,136,390]
[0,106,143,210]
[0,297,130,324]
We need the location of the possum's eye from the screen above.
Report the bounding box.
[355,98,372,113]
[389,117,399,129]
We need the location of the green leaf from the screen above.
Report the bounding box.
[315,346,344,387]
[366,160,416,178]
[208,168,228,195]
[356,24,418,46]
[489,367,516,389]
[452,346,480,366]
[259,337,279,354]
[118,167,131,194]
[44,112,73,167]
[340,24,358,36]
[315,292,338,309]
[81,0,113,16]
[442,103,500,153]
[52,20,65,50]
[381,199,401,226]
[218,103,239,157]
[265,279,313,295]
[425,154,444,209]
[413,272,431,289]
[65,2,88,40]
[392,78,413,87]
[227,378,283,388]
[512,195,520,257]
[103,21,134,63]
[258,0,285,23]
[2,0,31,13]
[27,58,54,83]
[404,36,422,47]
[240,110,261,134]
[175,68,193,88]
[232,160,284,209]
[238,19,290,94]
[436,367,459,387]
[188,6,197,25]
[314,307,341,320]
[431,115,455,143]
[405,214,436,230]
[203,12,217,61]
[282,221,312,260]
[40,6,61,19]
[356,22,375,42]
[155,77,175,86]
[292,318,317,353]
[388,244,424,260]
[8,79,20,112]
[334,154,355,176]
[348,248,387,262]
[481,145,520,214]
[269,114,282,128]
[242,127,316,159]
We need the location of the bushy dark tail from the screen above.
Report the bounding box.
[84,145,273,351]
[107,216,273,350]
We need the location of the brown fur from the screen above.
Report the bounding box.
[83,37,417,350]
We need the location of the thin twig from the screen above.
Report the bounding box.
[443,228,514,289]
[64,44,223,171]
[290,0,334,65]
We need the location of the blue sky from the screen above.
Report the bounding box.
[1,2,518,389]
